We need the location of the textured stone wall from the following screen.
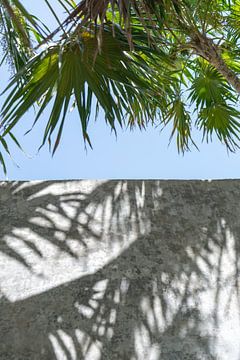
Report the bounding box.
[0,180,240,359]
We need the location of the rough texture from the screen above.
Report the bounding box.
[0,180,240,359]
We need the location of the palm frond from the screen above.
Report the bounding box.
[1,0,240,174]
[0,26,169,154]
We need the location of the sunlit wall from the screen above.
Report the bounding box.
[0,180,240,359]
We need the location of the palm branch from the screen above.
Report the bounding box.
[0,0,240,173]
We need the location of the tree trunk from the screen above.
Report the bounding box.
[191,33,240,95]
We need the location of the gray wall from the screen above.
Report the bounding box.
[0,180,240,359]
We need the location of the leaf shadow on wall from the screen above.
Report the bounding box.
[0,180,240,359]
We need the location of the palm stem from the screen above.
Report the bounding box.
[192,33,240,94]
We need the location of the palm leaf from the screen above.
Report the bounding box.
[1,26,169,154]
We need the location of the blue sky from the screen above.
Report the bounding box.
[2,0,240,180]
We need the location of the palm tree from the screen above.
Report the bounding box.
[1,0,240,172]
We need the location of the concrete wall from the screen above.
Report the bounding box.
[0,180,240,359]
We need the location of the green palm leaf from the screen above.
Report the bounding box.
[1,0,240,173]
[1,26,169,154]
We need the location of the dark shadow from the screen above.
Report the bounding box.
[0,180,240,359]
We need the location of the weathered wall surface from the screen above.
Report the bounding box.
[0,180,240,360]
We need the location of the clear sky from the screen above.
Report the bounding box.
[1,0,240,181]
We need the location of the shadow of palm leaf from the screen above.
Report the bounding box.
[0,180,240,359]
